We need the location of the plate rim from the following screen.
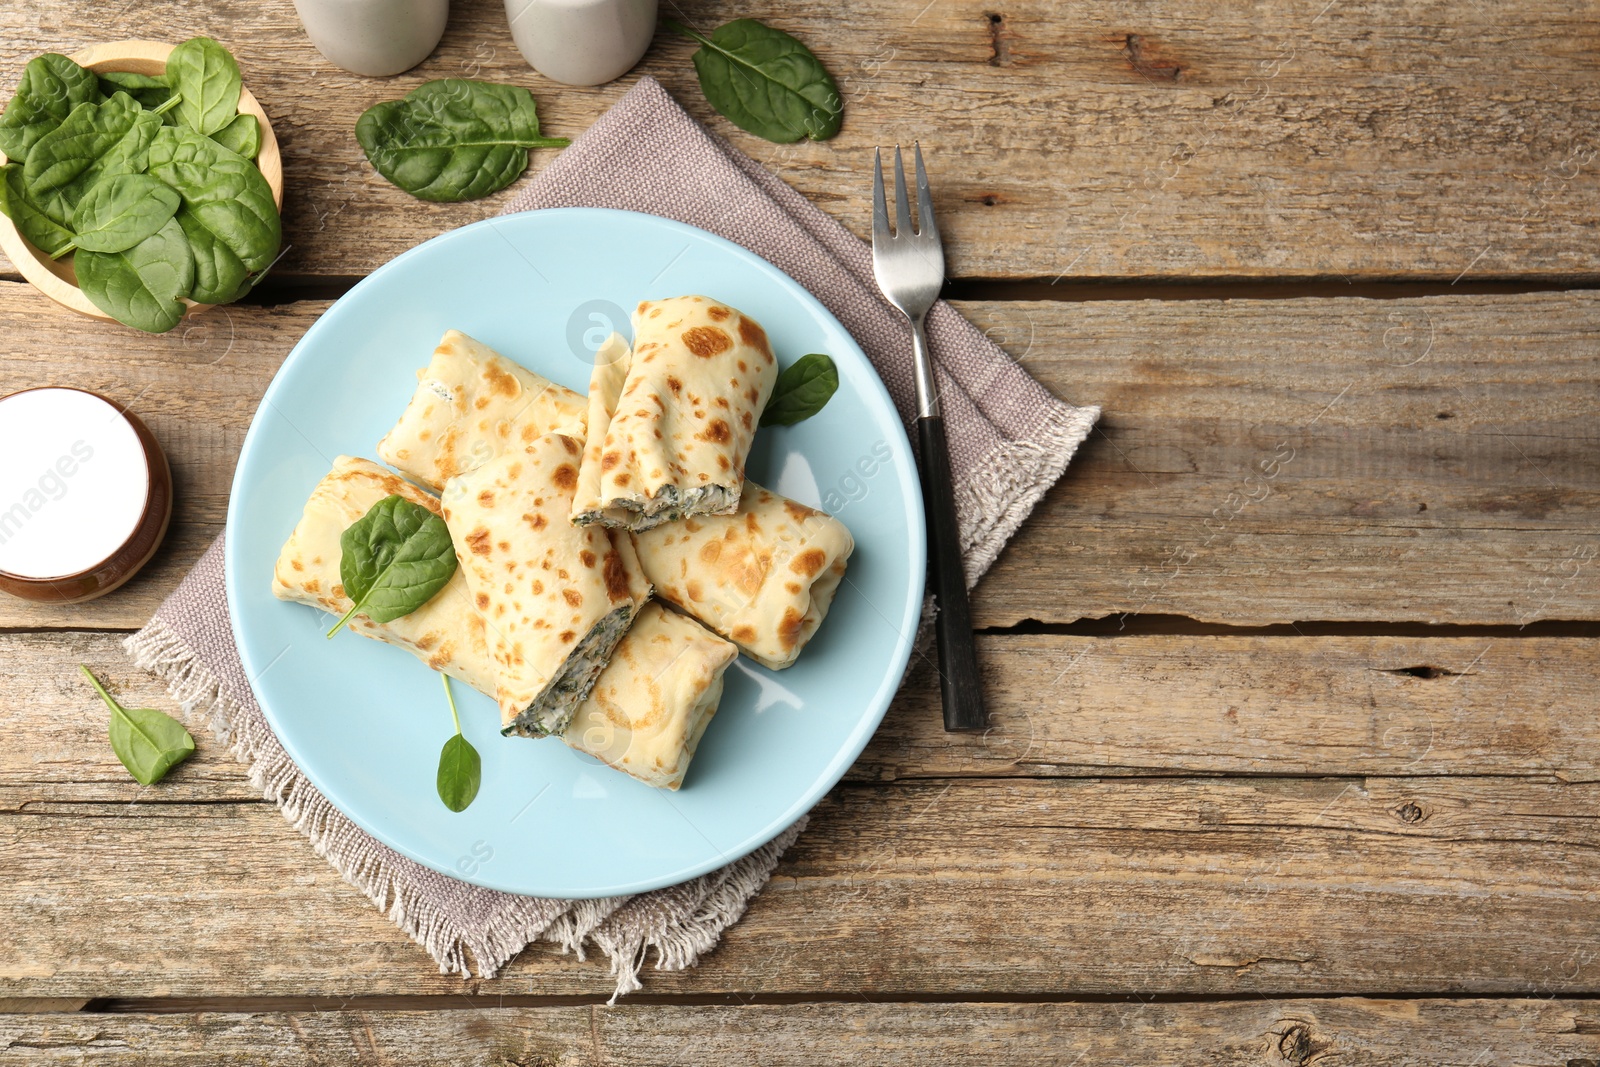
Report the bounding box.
[225,206,926,897]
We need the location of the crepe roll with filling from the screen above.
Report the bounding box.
[442,433,651,737]
[272,455,498,695]
[630,483,853,670]
[571,296,777,531]
[562,602,737,790]
[378,329,587,491]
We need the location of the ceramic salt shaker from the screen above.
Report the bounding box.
[293,0,451,78]
[0,388,172,604]
[504,0,657,86]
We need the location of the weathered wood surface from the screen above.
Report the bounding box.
[8,633,1597,797]
[3,282,1596,630]
[3,628,1596,997]
[3,0,1599,283]
[3,777,1596,997]
[4,999,1600,1065]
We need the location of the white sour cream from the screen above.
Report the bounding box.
[0,389,151,580]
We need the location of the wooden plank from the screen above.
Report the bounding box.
[4,999,1600,1064]
[3,284,1596,629]
[2,0,1598,282]
[1,765,1596,997]
[959,292,1600,626]
[9,633,1597,799]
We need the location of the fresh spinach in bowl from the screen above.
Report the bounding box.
[0,38,281,333]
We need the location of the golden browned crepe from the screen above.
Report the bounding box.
[630,483,854,670]
[562,602,737,790]
[442,433,651,737]
[571,296,778,531]
[271,455,498,695]
[377,329,587,491]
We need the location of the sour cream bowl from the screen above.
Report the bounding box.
[0,387,173,604]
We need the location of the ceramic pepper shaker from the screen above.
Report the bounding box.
[293,0,451,77]
[503,0,657,86]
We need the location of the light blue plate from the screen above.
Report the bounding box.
[225,208,925,898]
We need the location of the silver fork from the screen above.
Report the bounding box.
[871,144,987,732]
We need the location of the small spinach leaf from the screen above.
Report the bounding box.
[70,172,181,253]
[148,125,279,272]
[165,36,242,136]
[436,675,481,812]
[761,352,839,426]
[667,19,842,143]
[355,79,569,202]
[23,92,141,200]
[0,54,99,161]
[80,665,195,786]
[33,108,162,227]
[210,112,259,159]
[75,216,195,333]
[175,205,248,303]
[327,494,458,637]
[97,70,172,110]
[0,163,76,257]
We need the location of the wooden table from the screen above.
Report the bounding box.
[3,0,1598,1061]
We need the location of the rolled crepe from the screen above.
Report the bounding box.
[562,602,737,790]
[442,433,651,738]
[630,483,854,670]
[271,455,498,696]
[377,329,587,491]
[571,296,778,531]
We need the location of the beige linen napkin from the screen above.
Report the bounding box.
[124,76,1098,998]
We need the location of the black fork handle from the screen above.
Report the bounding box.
[917,413,988,731]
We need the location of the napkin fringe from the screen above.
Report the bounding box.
[590,818,806,1002]
[958,404,1101,587]
[123,617,793,999]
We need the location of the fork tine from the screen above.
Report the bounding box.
[871,147,891,248]
[913,143,940,243]
[892,144,914,236]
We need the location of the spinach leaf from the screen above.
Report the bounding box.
[80,665,195,786]
[761,352,839,426]
[165,36,242,136]
[148,125,279,271]
[33,108,162,227]
[76,216,195,333]
[23,92,141,199]
[436,675,481,813]
[355,79,569,202]
[70,172,181,253]
[175,206,248,303]
[98,70,172,111]
[210,112,259,160]
[0,54,99,161]
[667,19,842,143]
[0,163,76,257]
[327,494,458,637]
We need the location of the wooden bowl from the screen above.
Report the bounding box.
[0,40,284,323]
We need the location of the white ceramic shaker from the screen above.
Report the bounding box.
[293,0,451,78]
[503,0,657,86]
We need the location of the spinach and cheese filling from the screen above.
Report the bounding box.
[441,433,652,737]
[503,603,639,737]
[571,297,778,532]
[562,603,738,790]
